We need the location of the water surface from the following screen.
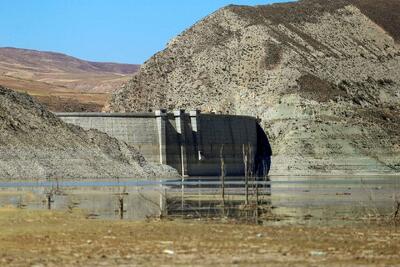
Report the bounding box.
[0,176,398,225]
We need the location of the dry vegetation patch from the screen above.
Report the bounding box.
[1,208,399,266]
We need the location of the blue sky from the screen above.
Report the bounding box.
[0,0,292,64]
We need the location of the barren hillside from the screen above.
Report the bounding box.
[0,86,174,180]
[0,47,139,112]
[110,0,400,175]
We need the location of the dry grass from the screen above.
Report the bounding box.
[0,74,129,112]
[230,0,400,42]
[0,48,138,112]
[0,208,399,266]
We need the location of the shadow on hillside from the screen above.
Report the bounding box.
[255,123,272,178]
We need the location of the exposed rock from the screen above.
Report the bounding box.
[109,0,400,175]
[0,86,176,180]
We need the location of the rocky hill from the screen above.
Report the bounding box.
[109,0,400,175]
[0,86,174,180]
[0,47,139,112]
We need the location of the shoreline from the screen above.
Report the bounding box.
[0,174,399,184]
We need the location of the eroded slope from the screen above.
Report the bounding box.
[0,86,174,180]
[110,0,400,175]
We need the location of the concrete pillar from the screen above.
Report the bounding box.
[155,109,167,164]
[189,110,202,161]
[174,109,188,177]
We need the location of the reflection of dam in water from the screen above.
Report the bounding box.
[0,179,271,221]
[56,110,272,177]
[0,177,399,224]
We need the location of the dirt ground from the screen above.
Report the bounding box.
[0,208,399,267]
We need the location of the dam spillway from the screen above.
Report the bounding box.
[56,110,271,177]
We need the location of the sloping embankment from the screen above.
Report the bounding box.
[0,86,176,180]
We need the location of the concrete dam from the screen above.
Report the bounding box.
[56,110,272,177]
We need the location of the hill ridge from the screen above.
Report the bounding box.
[109,0,400,175]
[0,47,140,112]
[0,47,140,74]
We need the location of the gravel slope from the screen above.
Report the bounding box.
[0,86,176,180]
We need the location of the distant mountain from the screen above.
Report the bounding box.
[0,47,140,111]
[0,47,139,74]
[109,0,400,175]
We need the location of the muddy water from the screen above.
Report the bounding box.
[0,176,399,225]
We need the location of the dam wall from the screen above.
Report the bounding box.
[55,112,161,163]
[56,110,271,177]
